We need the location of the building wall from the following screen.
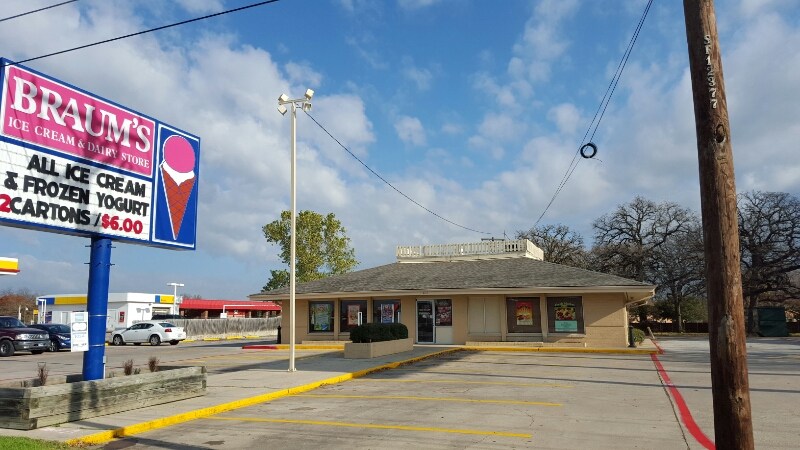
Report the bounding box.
[290,292,632,347]
[36,293,176,330]
[583,294,628,347]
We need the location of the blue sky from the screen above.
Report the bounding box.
[1,0,799,300]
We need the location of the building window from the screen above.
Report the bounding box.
[340,300,367,332]
[546,297,584,334]
[373,300,401,324]
[506,297,541,333]
[435,299,452,326]
[309,301,334,332]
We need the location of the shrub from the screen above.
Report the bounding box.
[123,359,134,376]
[349,323,408,343]
[389,323,408,340]
[148,356,160,373]
[37,363,49,386]
[632,328,645,345]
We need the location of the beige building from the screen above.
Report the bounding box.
[250,240,655,348]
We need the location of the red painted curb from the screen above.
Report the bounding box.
[651,353,715,449]
[651,339,665,354]
[242,345,278,350]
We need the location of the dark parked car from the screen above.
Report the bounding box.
[151,314,184,320]
[0,316,49,356]
[30,323,72,352]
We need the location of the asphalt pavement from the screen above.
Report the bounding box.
[0,337,796,449]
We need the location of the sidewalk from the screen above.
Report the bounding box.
[0,343,658,446]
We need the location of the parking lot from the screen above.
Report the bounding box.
[94,349,688,449]
[1,337,798,449]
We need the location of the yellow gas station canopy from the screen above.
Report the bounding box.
[0,257,19,275]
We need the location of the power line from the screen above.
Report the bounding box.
[2,0,280,67]
[533,0,654,227]
[0,0,78,23]
[304,111,496,236]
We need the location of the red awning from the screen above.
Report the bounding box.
[179,299,281,311]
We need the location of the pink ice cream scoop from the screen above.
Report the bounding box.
[163,135,196,173]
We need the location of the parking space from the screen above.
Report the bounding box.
[102,351,686,449]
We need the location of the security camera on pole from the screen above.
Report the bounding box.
[277,89,314,373]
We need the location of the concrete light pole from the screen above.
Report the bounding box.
[278,89,314,373]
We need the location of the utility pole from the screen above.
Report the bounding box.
[683,1,754,448]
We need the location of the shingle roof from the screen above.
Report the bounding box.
[252,257,653,297]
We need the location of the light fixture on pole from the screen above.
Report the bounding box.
[277,88,313,373]
[166,282,184,315]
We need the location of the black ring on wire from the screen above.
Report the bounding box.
[580,142,598,159]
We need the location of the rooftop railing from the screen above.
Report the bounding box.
[396,239,543,261]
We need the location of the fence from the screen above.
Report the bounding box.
[634,321,800,334]
[132,316,281,340]
[633,322,709,334]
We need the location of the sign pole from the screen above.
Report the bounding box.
[82,236,112,381]
[683,1,754,447]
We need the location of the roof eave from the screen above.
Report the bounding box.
[250,285,657,301]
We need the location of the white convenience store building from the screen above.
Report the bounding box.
[36,292,178,330]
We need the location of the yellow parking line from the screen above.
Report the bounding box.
[393,367,561,376]
[296,393,561,407]
[206,416,532,438]
[357,378,573,388]
[66,348,463,447]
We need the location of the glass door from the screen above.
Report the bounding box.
[416,300,434,344]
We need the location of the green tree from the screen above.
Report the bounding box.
[262,210,358,291]
[653,296,708,323]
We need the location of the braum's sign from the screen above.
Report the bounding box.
[0,60,199,249]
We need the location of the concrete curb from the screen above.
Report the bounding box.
[461,345,659,354]
[243,344,345,350]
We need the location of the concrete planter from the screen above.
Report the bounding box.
[0,366,206,430]
[344,338,413,359]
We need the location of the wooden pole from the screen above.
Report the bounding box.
[682,1,754,448]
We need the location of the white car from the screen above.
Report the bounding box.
[111,321,186,346]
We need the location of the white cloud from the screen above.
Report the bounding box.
[174,0,224,14]
[284,62,323,88]
[397,0,442,11]
[441,122,463,135]
[404,65,434,90]
[512,0,579,82]
[394,116,427,146]
[547,103,582,136]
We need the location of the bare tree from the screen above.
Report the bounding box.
[592,196,696,282]
[0,288,38,321]
[648,221,706,331]
[515,224,587,268]
[738,191,800,333]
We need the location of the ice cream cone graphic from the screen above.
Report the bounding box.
[161,135,196,240]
